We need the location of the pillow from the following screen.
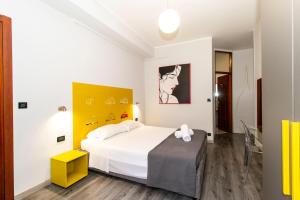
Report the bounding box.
[87,124,128,140]
[119,120,144,131]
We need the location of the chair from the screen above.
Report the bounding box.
[240,120,261,183]
[241,120,260,200]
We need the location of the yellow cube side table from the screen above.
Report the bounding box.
[51,150,88,188]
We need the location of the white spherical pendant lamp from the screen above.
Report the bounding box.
[158,9,180,34]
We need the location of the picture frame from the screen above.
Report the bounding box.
[159,63,191,104]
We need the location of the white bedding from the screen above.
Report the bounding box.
[81,125,176,179]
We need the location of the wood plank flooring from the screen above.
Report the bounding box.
[21,134,262,200]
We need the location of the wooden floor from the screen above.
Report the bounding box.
[21,134,262,200]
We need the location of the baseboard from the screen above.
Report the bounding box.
[15,180,50,200]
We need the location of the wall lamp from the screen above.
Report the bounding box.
[58,106,67,112]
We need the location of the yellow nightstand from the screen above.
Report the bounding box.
[51,150,88,188]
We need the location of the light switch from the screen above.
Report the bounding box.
[18,102,28,109]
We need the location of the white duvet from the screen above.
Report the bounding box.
[81,125,176,179]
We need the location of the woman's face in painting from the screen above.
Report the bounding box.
[160,66,181,95]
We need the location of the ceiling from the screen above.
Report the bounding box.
[96,0,256,50]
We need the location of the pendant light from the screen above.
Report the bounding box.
[158,1,180,34]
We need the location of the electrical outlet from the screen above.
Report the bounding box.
[57,135,65,143]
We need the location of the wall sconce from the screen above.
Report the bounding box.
[58,106,67,112]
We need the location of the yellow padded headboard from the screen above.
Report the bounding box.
[72,82,133,149]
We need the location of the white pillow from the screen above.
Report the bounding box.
[87,124,127,140]
[119,120,144,131]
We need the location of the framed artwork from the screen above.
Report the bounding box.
[159,63,191,104]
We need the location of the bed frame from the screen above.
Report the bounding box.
[72,82,133,149]
[73,82,207,199]
[88,139,207,199]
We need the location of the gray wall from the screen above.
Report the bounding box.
[295,0,300,121]
[262,0,298,199]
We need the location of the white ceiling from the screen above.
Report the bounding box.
[96,0,256,50]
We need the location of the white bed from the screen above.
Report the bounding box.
[81,125,176,179]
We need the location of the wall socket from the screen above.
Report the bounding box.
[57,135,65,143]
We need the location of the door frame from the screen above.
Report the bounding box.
[215,50,233,133]
[0,15,14,200]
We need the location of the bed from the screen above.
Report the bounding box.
[81,125,207,199]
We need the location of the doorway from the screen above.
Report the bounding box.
[0,15,14,200]
[215,51,233,133]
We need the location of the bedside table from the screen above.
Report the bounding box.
[51,150,88,188]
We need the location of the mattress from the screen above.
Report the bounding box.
[81,125,176,179]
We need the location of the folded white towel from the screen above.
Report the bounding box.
[175,131,182,138]
[182,131,191,142]
[181,124,188,134]
[173,124,193,142]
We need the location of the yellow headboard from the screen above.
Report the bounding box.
[72,82,133,149]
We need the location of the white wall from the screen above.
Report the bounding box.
[144,38,214,142]
[254,0,262,80]
[0,0,145,195]
[232,49,255,133]
[253,11,262,131]
[254,20,262,80]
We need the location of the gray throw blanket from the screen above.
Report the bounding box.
[147,129,207,197]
